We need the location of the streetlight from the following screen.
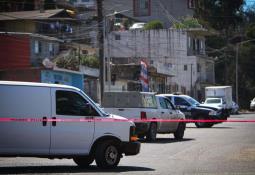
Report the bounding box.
[235,38,255,104]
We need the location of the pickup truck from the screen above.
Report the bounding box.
[102,92,186,141]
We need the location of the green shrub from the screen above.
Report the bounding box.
[144,20,164,30]
[173,17,201,29]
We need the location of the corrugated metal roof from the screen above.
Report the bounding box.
[0,9,72,21]
[0,32,63,42]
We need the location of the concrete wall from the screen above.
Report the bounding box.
[105,29,213,96]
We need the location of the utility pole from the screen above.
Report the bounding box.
[235,44,239,105]
[97,0,104,102]
[190,64,193,97]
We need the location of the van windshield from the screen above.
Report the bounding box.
[80,90,109,116]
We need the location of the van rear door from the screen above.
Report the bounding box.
[0,85,51,155]
[50,88,95,155]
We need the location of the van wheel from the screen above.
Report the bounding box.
[73,155,94,167]
[174,122,186,140]
[95,140,121,169]
[146,122,157,141]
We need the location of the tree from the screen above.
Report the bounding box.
[195,0,244,33]
[194,0,255,108]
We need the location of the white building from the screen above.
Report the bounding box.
[105,28,215,99]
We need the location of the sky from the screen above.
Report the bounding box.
[246,0,255,7]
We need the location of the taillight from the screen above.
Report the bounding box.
[141,111,147,120]
[130,126,138,142]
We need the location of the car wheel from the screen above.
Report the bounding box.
[174,122,186,140]
[95,140,121,169]
[195,116,213,128]
[146,122,157,141]
[73,155,94,167]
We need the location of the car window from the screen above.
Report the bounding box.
[164,98,173,110]
[206,99,221,104]
[175,97,190,106]
[158,97,167,109]
[56,90,100,116]
[142,94,157,108]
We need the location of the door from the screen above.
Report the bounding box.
[157,96,173,132]
[50,89,96,155]
[174,97,192,119]
[0,85,51,155]
[164,99,179,131]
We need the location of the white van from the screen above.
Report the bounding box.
[0,81,140,168]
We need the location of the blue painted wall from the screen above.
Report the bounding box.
[41,70,84,90]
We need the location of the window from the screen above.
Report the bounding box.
[82,50,88,55]
[56,90,100,116]
[49,43,54,56]
[175,97,190,106]
[184,65,188,71]
[134,0,151,17]
[165,98,174,109]
[34,40,42,54]
[188,36,191,48]
[115,34,121,40]
[188,0,195,9]
[197,63,201,72]
[159,97,167,109]
[142,94,157,108]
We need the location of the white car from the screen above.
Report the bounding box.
[203,97,225,108]
[250,98,255,111]
[129,23,146,30]
[231,101,239,114]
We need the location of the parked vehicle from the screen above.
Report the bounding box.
[250,98,255,111]
[102,92,186,141]
[231,101,239,114]
[205,86,232,116]
[129,23,146,30]
[0,81,140,169]
[160,94,224,128]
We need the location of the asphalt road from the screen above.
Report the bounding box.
[1,113,255,175]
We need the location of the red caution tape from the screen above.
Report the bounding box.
[0,118,255,123]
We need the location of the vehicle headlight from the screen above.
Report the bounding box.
[209,110,217,116]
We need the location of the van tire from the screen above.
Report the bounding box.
[174,122,186,140]
[73,156,94,167]
[95,140,121,169]
[146,122,157,141]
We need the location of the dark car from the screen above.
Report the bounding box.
[159,94,225,128]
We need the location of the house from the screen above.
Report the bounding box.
[0,9,78,40]
[105,28,215,100]
[103,0,195,28]
[0,32,62,69]
[0,32,84,90]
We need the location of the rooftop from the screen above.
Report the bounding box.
[0,9,75,21]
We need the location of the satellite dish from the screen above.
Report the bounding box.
[42,58,55,69]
